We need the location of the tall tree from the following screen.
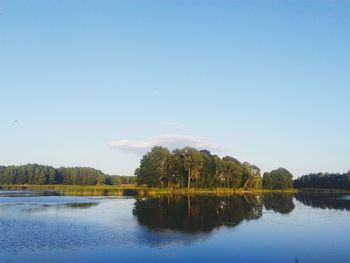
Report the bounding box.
[135,154,158,187]
[262,172,273,189]
[148,146,173,187]
[175,147,204,189]
[263,168,293,190]
[242,163,262,190]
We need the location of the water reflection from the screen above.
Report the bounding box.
[263,193,295,214]
[0,190,62,197]
[24,202,100,213]
[133,195,266,233]
[295,193,350,211]
[2,190,350,262]
[0,194,100,213]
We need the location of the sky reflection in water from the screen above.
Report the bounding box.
[0,191,350,263]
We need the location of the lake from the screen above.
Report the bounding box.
[1,191,350,263]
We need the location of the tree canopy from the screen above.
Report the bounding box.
[263,168,294,190]
[293,172,350,190]
[0,164,134,186]
[135,146,262,190]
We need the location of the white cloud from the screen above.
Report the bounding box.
[109,133,230,155]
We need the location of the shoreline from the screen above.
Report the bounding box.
[1,184,298,196]
[1,185,349,196]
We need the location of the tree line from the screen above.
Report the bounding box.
[9,149,350,190]
[0,164,135,185]
[293,172,350,190]
[135,146,294,190]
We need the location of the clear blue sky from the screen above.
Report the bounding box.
[1,0,349,177]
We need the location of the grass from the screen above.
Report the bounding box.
[0,184,299,196]
[0,184,148,196]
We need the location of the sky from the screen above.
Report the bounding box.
[1,0,349,177]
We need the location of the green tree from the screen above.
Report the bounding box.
[175,147,204,189]
[221,159,242,188]
[264,168,293,190]
[198,150,216,187]
[241,162,262,190]
[0,164,107,186]
[262,172,273,189]
[148,146,173,187]
[135,154,158,187]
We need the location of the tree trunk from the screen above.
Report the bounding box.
[187,168,191,190]
[243,176,251,190]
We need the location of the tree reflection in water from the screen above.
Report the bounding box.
[263,193,295,214]
[295,193,350,211]
[133,194,296,233]
[133,194,298,233]
[132,192,350,235]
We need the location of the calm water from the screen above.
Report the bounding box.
[1,191,350,263]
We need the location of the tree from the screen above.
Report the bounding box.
[241,163,262,190]
[148,146,173,187]
[294,172,350,190]
[133,146,263,190]
[175,147,204,190]
[0,164,107,186]
[48,168,57,184]
[264,168,293,190]
[262,172,273,189]
[221,157,242,188]
[198,150,216,187]
[135,154,158,187]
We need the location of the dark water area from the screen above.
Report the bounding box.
[0,191,350,263]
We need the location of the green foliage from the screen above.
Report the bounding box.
[135,146,262,190]
[218,157,243,188]
[175,147,205,189]
[197,150,216,187]
[0,164,134,186]
[294,172,350,190]
[110,175,136,185]
[262,173,273,189]
[263,168,293,190]
[149,146,173,187]
[241,162,262,190]
[135,154,156,187]
[135,146,173,187]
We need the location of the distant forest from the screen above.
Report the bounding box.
[294,172,350,190]
[0,164,135,185]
